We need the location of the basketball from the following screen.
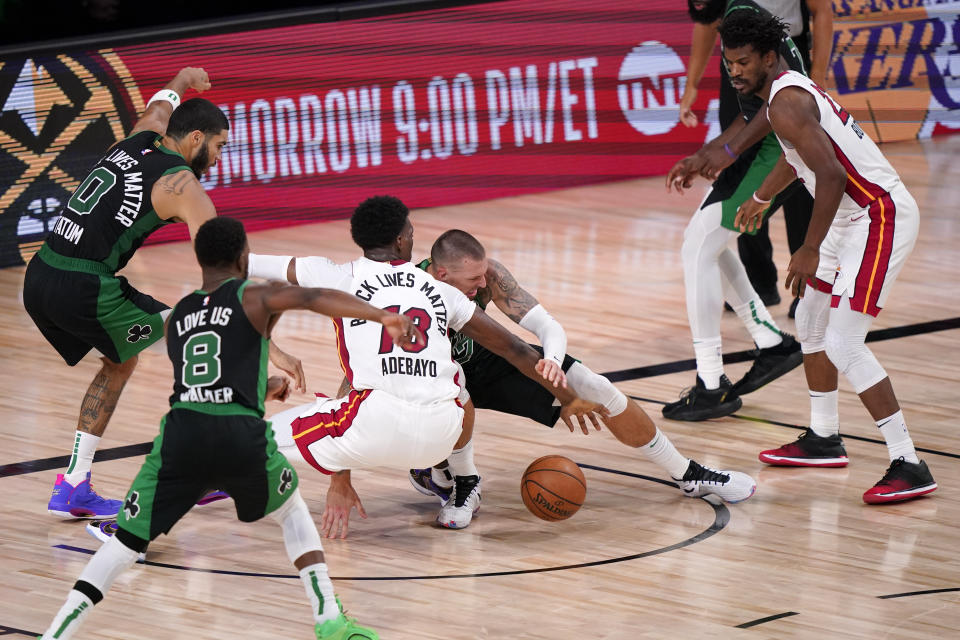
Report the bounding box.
[520,455,587,521]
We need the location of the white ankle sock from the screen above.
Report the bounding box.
[732,300,783,349]
[446,441,479,477]
[65,431,100,485]
[809,390,840,438]
[693,336,723,389]
[641,428,690,479]
[431,462,453,488]
[877,411,919,463]
[300,563,339,624]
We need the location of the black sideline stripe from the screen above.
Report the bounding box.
[878,587,960,599]
[735,611,800,628]
[2,317,957,478]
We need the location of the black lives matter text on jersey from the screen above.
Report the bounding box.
[353,270,450,337]
[51,146,146,246]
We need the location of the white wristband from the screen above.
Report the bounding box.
[146,89,181,110]
[752,191,771,205]
[518,304,568,367]
[247,253,293,282]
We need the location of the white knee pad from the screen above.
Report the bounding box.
[566,362,628,416]
[796,289,831,354]
[270,490,323,563]
[824,308,887,394]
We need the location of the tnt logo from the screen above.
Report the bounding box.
[617,41,687,136]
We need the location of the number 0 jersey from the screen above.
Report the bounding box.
[768,71,903,218]
[294,256,477,405]
[167,279,268,416]
[44,130,190,272]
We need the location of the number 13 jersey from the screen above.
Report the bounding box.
[295,256,477,405]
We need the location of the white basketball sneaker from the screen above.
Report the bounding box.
[436,475,481,529]
[86,520,147,562]
[673,460,756,503]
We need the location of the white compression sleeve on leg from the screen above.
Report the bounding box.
[566,362,628,416]
[825,303,887,394]
[270,490,324,564]
[519,304,567,367]
[247,253,293,281]
[796,288,831,354]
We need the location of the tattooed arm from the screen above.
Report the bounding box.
[486,259,569,387]
[151,170,218,240]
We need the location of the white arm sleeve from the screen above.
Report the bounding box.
[247,253,293,282]
[295,256,354,291]
[519,304,567,366]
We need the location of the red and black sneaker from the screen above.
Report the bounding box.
[863,458,937,504]
[759,428,849,467]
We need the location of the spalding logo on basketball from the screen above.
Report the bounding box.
[520,455,586,521]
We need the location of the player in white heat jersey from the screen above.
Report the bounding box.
[247,196,602,536]
[718,10,936,504]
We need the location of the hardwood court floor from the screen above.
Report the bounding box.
[1,135,958,639]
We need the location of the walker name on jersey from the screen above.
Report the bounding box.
[179,386,235,404]
[354,272,450,337]
[174,306,233,336]
[381,355,438,378]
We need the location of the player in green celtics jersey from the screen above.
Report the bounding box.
[409,229,757,529]
[24,67,237,519]
[38,216,421,640]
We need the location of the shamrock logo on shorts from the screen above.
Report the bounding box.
[278,468,294,495]
[126,324,153,343]
[124,491,140,518]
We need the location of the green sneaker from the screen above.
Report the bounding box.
[314,600,378,640]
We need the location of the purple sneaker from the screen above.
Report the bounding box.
[408,468,453,505]
[196,490,230,506]
[48,472,121,520]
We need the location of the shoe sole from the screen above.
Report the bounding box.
[48,508,118,520]
[733,350,804,396]
[863,483,937,504]
[758,453,849,467]
[662,398,742,422]
[436,506,480,529]
[724,483,757,504]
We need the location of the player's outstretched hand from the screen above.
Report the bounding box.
[535,359,567,388]
[560,398,607,435]
[178,67,211,93]
[322,472,367,539]
[735,197,768,234]
[266,376,291,402]
[380,312,425,348]
[269,342,306,393]
[665,155,702,194]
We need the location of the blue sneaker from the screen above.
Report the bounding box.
[48,472,121,520]
[196,490,230,505]
[408,468,452,504]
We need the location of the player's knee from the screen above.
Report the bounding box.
[796,293,829,353]
[271,490,323,563]
[825,327,886,393]
[567,363,627,416]
[102,354,139,379]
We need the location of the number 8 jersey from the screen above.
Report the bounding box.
[167,278,269,416]
[295,256,477,405]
